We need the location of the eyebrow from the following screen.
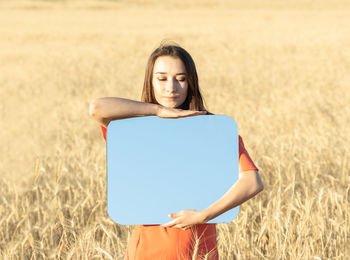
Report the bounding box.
[154,72,186,75]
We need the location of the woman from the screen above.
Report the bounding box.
[89,43,264,260]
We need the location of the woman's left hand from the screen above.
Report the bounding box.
[160,209,206,230]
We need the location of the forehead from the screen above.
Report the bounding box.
[153,56,186,74]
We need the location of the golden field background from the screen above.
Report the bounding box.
[1,0,349,259]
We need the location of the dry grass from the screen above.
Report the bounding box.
[0,0,349,259]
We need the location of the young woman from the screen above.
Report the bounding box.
[89,43,264,260]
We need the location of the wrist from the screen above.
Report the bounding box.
[153,103,162,116]
[199,210,210,224]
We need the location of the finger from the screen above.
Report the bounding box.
[189,110,206,114]
[172,224,182,229]
[161,221,174,227]
[183,225,194,230]
[168,213,179,218]
[173,224,187,230]
[193,111,207,115]
[161,219,177,227]
[181,111,204,118]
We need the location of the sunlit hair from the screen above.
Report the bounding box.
[141,42,213,115]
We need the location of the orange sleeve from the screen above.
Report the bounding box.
[238,135,259,172]
[101,125,107,142]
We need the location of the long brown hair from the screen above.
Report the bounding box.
[141,42,214,115]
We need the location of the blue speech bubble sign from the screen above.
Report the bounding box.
[106,114,239,225]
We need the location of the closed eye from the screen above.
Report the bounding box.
[157,78,186,82]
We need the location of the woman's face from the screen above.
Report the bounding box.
[152,55,188,108]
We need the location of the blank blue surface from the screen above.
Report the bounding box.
[106,114,239,225]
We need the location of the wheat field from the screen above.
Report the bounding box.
[0,0,349,259]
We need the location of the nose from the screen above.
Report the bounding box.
[165,78,177,94]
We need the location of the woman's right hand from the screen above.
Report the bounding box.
[156,106,207,118]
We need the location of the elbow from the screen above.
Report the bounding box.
[89,99,109,127]
[239,170,264,195]
[257,184,264,192]
[89,98,100,119]
[254,171,264,193]
[254,182,264,194]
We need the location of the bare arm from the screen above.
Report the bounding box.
[200,170,264,222]
[162,169,264,229]
[89,97,207,128]
[89,97,160,128]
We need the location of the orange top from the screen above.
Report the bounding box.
[100,124,259,260]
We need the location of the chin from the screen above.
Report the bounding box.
[158,100,184,109]
[162,103,178,108]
